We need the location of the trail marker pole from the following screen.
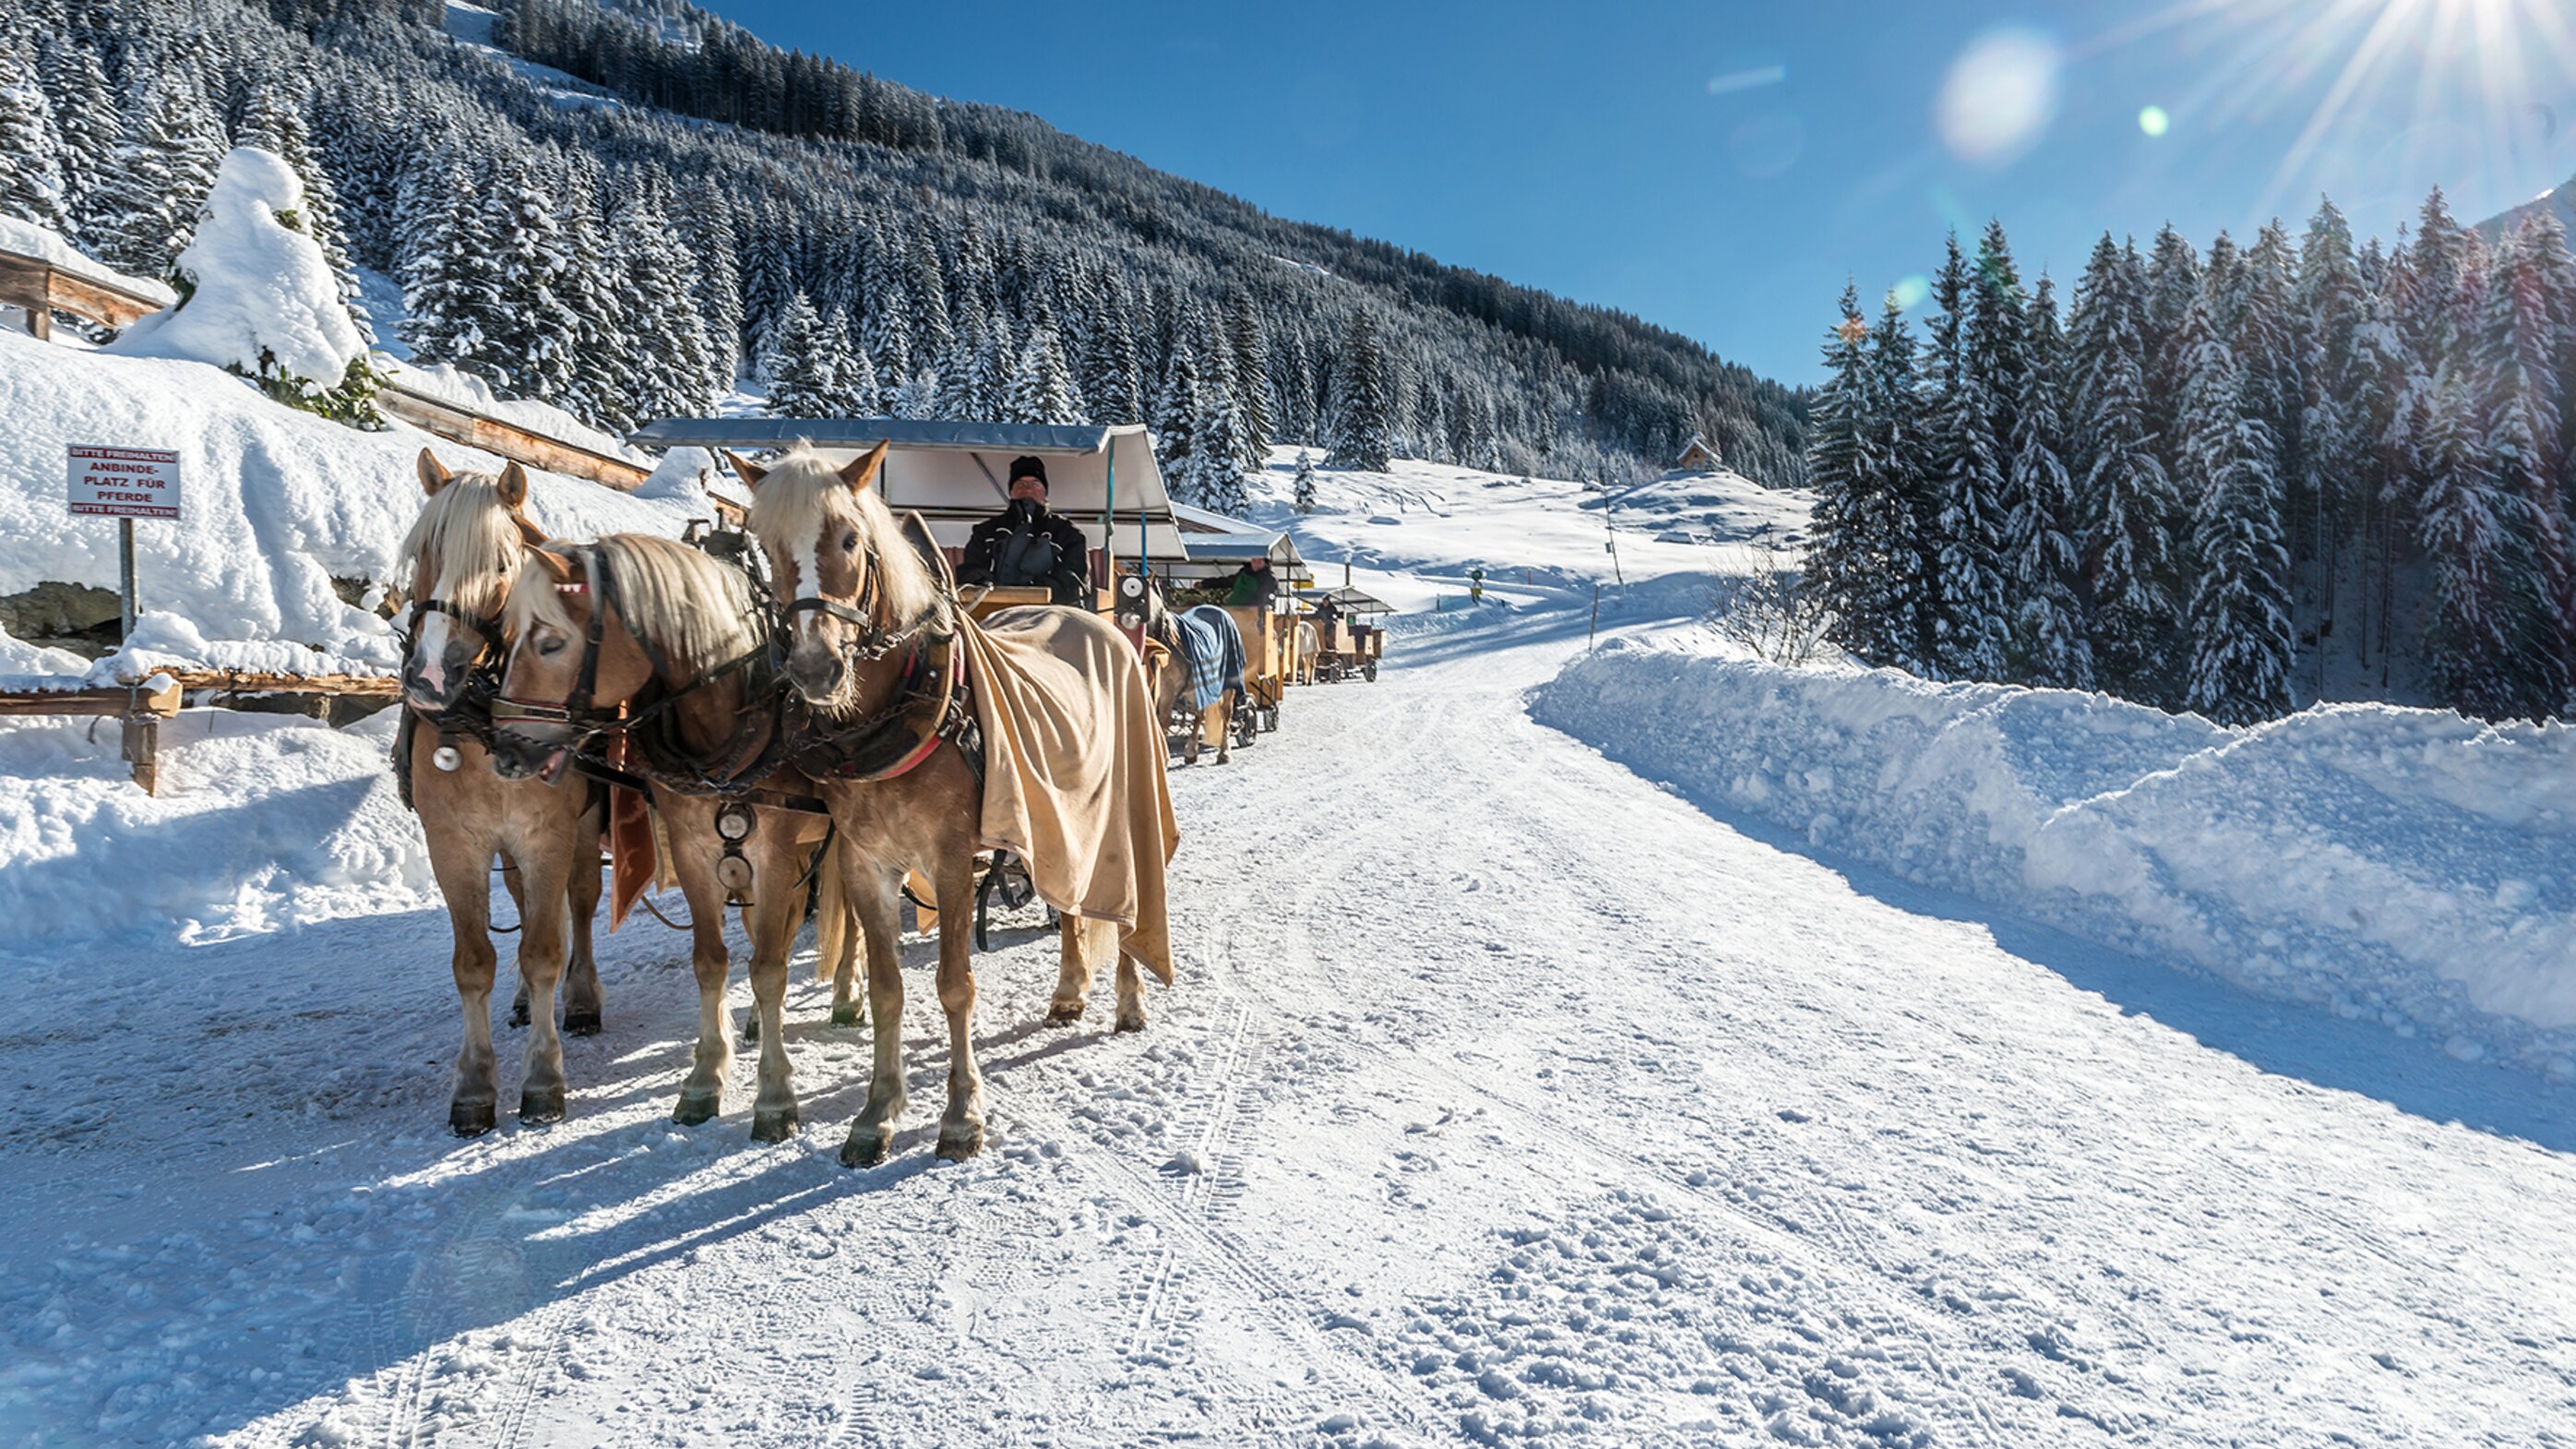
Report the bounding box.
[118,517,136,638]
[1589,582,1601,650]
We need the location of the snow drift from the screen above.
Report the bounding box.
[1532,633,2576,1079]
[0,329,698,658]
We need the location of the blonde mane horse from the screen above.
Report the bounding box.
[495,533,847,1143]
[1292,619,1321,686]
[396,450,605,1135]
[738,442,1149,1168]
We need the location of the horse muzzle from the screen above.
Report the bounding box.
[784,646,846,704]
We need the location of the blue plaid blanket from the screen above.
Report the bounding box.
[1173,605,1246,713]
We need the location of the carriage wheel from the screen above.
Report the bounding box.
[1234,705,1258,748]
[1260,701,1280,733]
[1364,659,1379,682]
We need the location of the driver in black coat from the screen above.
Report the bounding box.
[959,455,1092,606]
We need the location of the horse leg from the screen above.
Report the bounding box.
[670,826,734,1125]
[562,805,606,1036]
[1211,698,1233,764]
[746,838,805,1143]
[500,853,533,1028]
[511,844,575,1123]
[430,838,502,1136]
[816,835,863,1027]
[933,860,986,1160]
[841,862,909,1168]
[1115,934,1149,1034]
[1045,907,1097,1025]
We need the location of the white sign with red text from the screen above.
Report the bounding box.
[67,445,181,520]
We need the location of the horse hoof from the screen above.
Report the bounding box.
[507,1000,531,1028]
[829,1003,864,1027]
[935,1126,985,1161]
[739,1013,760,1046]
[673,1090,722,1126]
[563,1010,602,1036]
[1044,1003,1083,1027]
[841,1132,891,1168]
[519,1085,566,1123]
[751,1106,800,1143]
[1115,1010,1147,1034]
[450,1101,497,1137]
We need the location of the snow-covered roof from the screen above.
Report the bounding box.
[1164,502,1309,579]
[634,416,1189,560]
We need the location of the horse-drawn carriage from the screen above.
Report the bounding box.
[1298,587,1393,683]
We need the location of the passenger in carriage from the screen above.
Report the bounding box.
[1225,555,1280,608]
[959,455,1092,606]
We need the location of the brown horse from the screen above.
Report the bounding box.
[1132,581,1243,766]
[738,443,1151,1167]
[493,533,841,1143]
[396,451,606,1136]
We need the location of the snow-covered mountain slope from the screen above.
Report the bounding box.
[2477,171,2576,240]
[0,331,713,663]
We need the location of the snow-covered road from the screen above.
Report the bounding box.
[6,602,2574,1447]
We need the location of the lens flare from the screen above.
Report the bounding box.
[1936,28,2064,165]
[1890,275,1932,310]
[2139,103,2172,137]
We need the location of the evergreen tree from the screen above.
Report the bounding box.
[932,317,980,420]
[1292,446,1317,514]
[1328,310,1391,470]
[2296,196,2367,655]
[2479,224,2576,715]
[90,75,223,281]
[762,291,840,417]
[1188,346,1252,513]
[2070,234,2185,695]
[966,309,1013,420]
[398,148,489,368]
[1804,283,1876,654]
[474,150,578,401]
[0,50,67,234]
[859,220,913,383]
[1005,318,1082,425]
[36,39,115,239]
[2180,317,2296,724]
[1925,234,2011,681]
[2005,274,2093,688]
[1862,293,1938,674]
[686,177,745,390]
[905,218,952,373]
[1226,285,1273,469]
[614,171,718,420]
[1153,333,1202,473]
[2414,374,2517,717]
[555,152,637,430]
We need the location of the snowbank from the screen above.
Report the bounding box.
[1532,633,2576,1078]
[0,709,433,951]
[0,217,177,306]
[109,147,365,389]
[0,329,699,651]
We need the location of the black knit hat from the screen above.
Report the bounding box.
[1008,455,1048,490]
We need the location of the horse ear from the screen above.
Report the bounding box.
[416,449,452,496]
[722,450,768,492]
[495,461,530,510]
[530,548,579,585]
[841,440,890,495]
[511,513,549,549]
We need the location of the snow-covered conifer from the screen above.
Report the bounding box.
[1327,310,1391,471]
[1006,318,1082,425]
[1292,447,1317,514]
[0,50,68,234]
[2180,316,2296,724]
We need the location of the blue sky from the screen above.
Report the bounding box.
[700,0,2576,386]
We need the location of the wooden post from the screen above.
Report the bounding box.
[120,676,181,796]
[1589,582,1601,650]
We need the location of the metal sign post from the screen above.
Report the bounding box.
[66,444,181,794]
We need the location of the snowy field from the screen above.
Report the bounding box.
[3,328,2573,1443]
[6,583,2576,1447]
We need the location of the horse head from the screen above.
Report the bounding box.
[398,451,543,715]
[738,441,942,717]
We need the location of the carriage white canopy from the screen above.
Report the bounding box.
[1164,501,1312,587]
[629,418,1191,564]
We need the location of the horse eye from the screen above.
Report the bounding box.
[538,632,566,656]
[841,531,859,553]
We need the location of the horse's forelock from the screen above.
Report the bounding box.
[745,445,939,626]
[400,471,528,619]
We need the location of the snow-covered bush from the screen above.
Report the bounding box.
[107,147,379,425]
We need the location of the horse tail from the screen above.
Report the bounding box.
[814,832,853,985]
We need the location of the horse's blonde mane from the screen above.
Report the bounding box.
[745,444,944,628]
[506,533,761,675]
[399,473,527,619]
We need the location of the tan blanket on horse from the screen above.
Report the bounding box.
[958,605,1179,982]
